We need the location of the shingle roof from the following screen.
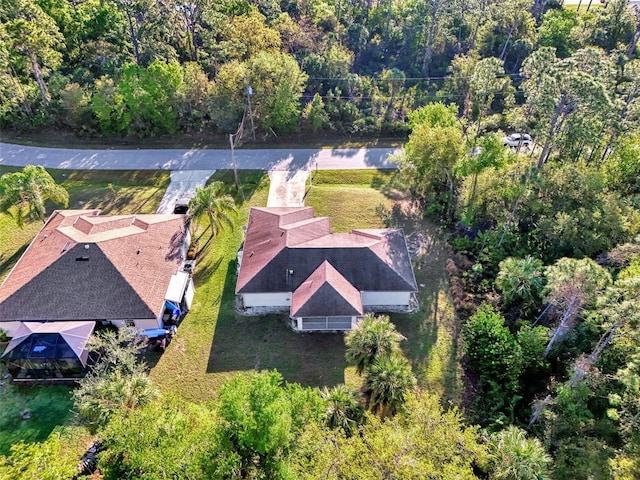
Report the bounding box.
[291,261,363,317]
[236,207,417,297]
[0,210,187,322]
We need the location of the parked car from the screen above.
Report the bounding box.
[502,133,532,148]
[173,195,192,214]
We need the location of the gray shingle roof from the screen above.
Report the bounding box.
[237,208,417,295]
[291,261,363,317]
[0,243,155,322]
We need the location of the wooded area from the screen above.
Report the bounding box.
[0,0,636,141]
[2,0,640,478]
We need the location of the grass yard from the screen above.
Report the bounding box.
[149,171,350,401]
[307,170,463,403]
[565,2,604,13]
[391,223,463,405]
[49,169,170,214]
[151,169,462,406]
[0,383,74,455]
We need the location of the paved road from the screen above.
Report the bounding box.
[0,142,400,171]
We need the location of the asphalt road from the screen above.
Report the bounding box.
[0,142,400,171]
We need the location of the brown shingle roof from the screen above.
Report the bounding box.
[291,261,363,317]
[236,207,417,299]
[0,210,188,322]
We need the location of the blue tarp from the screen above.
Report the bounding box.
[164,301,181,318]
[140,328,169,339]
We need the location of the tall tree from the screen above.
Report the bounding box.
[205,370,323,480]
[543,257,612,357]
[496,255,546,310]
[98,398,214,480]
[1,0,64,105]
[468,57,511,138]
[520,47,615,168]
[402,102,465,218]
[293,392,485,479]
[73,327,156,433]
[320,384,363,436]
[455,132,513,224]
[0,430,78,480]
[0,165,68,228]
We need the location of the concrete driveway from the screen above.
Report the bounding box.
[156,170,215,214]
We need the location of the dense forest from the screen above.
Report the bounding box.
[0,0,636,140]
[2,0,640,479]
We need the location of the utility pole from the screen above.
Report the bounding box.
[229,133,239,191]
[229,114,246,200]
[244,77,256,141]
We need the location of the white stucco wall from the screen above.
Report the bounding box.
[184,279,195,310]
[362,291,411,307]
[242,292,291,307]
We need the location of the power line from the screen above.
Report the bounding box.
[305,73,522,81]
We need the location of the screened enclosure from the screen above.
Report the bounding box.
[1,322,94,380]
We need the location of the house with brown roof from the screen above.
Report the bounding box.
[236,207,417,331]
[0,210,194,379]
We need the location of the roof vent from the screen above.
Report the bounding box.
[84,244,90,250]
[137,248,142,255]
[75,256,90,262]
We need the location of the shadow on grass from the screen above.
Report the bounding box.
[209,170,268,207]
[206,261,347,388]
[389,212,462,404]
[0,243,29,280]
[0,384,74,455]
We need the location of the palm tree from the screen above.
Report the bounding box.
[496,256,546,309]
[73,369,157,433]
[321,384,364,436]
[344,314,405,375]
[486,426,552,480]
[188,182,237,241]
[362,354,416,418]
[0,165,68,227]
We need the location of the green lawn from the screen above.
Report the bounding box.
[565,2,604,13]
[49,169,170,214]
[0,383,74,455]
[0,166,462,454]
[309,171,462,402]
[151,169,462,406]
[150,171,353,400]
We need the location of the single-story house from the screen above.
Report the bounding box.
[0,210,195,379]
[236,207,417,331]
